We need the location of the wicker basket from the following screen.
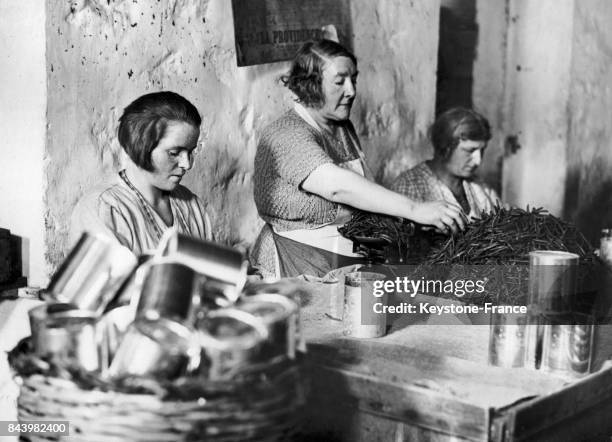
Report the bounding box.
[15,358,305,442]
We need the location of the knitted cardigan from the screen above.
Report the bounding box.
[253,109,360,232]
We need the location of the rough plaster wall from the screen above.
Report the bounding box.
[500,0,575,215]
[0,1,47,286]
[472,0,507,194]
[565,0,612,243]
[350,0,440,184]
[45,0,440,271]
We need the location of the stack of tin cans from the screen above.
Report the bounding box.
[488,250,595,379]
[30,230,302,383]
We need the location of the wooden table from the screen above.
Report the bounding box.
[299,282,612,441]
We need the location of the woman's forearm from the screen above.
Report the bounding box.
[302,163,466,231]
[303,164,414,217]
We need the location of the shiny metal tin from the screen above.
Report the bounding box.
[528,250,579,310]
[343,271,387,339]
[196,309,270,380]
[135,261,198,323]
[45,232,138,314]
[540,319,594,378]
[108,317,198,379]
[488,312,529,368]
[98,305,136,373]
[156,229,248,305]
[239,294,299,360]
[28,304,100,372]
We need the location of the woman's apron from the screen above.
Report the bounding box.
[270,104,372,279]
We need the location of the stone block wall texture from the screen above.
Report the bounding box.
[45,0,440,272]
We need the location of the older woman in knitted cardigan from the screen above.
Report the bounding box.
[251,40,466,279]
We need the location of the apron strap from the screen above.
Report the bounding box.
[344,126,375,181]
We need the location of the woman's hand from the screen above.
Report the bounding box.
[409,200,467,234]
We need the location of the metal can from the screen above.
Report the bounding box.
[239,293,299,360]
[488,312,528,368]
[108,317,198,380]
[156,230,248,305]
[526,250,581,371]
[196,309,270,380]
[97,305,136,374]
[540,317,594,378]
[528,250,579,311]
[28,304,100,372]
[135,261,198,324]
[343,271,387,339]
[45,232,138,314]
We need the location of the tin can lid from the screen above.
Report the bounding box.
[197,308,269,350]
[345,271,387,288]
[528,250,579,265]
[135,317,194,352]
[239,294,297,323]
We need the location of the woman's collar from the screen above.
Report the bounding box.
[293,102,340,136]
[293,102,322,132]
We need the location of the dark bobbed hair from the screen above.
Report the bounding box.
[281,39,357,108]
[430,107,492,160]
[118,91,201,171]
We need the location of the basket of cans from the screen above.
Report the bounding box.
[9,230,306,442]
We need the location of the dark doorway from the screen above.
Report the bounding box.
[435,0,478,115]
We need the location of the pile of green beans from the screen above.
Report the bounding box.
[341,206,598,306]
[338,211,416,262]
[423,206,595,265]
[418,206,598,305]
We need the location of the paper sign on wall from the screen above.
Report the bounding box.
[231,0,353,67]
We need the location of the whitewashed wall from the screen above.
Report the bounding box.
[565,0,612,241]
[474,0,612,244]
[44,0,441,273]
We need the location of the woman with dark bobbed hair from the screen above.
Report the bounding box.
[392,107,500,219]
[71,91,212,253]
[252,40,467,279]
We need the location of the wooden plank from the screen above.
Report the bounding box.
[491,365,612,441]
[308,340,565,410]
[301,278,612,440]
[307,361,490,441]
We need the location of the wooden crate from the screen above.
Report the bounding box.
[300,287,612,441]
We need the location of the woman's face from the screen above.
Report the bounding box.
[318,56,358,122]
[444,139,486,179]
[146,121,199,191]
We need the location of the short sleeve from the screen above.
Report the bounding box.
[391,171,424,202]
[70,192,134,250]
[260,121,333,188]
